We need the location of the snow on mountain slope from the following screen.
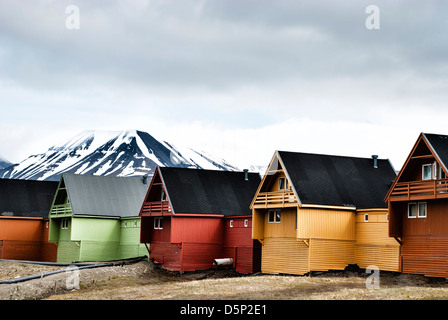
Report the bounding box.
[0,130,240,181]
[0,155,13,170]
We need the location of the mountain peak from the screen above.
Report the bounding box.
[0,130,240,181]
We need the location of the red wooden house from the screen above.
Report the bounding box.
[386,133,448,279]
[139,167,261,273]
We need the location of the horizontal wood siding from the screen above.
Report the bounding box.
[181,242,223,272]
[57,240,81,263]
[401,235,448,278]
[309,238,355,272]
[261,237,309,275]
[149,241,181,271]
[355,210,400,271]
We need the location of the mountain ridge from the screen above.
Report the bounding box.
[0,130,241,181]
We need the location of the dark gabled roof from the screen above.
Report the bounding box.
[423,133,448,171]
[0,178,59,218]
[278,151,396,209]
[62,173,149,218]
[159,167,261,216]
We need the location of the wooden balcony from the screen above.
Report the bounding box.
[252,190,298,208]
[140,201,172,216]
[49,204,72,216]
[388,179,448,202]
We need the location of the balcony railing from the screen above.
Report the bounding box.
[140,201,172,216]
[253,190,298,208]
[389,179,448,201]
[49,204,72,216]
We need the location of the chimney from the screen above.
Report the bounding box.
[372,155,378,168]
[243,169,249,181]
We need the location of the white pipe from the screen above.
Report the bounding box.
[213,258,233,266]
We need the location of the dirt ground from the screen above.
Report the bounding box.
[1,260,448,300]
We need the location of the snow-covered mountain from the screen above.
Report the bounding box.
[0,156,12,170]
[0,130,240,181]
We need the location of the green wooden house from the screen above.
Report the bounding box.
[48,173,149,263]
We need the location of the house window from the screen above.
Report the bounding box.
[124,221,127,228]
[278,177,288,190]
[364,214,369,222]
[134,220,138,228]
[154,217,163,229]
[244,219,248,227]
[230,220,234,228]
[418,202,427,218]
[268,209,281,223]
[61,218,69,229]
[408,202,427,218]
[422,164,432,180]
[161,189,166,201]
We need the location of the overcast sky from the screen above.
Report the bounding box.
[1,0,448,170]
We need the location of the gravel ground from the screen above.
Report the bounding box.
[2,260,448,300]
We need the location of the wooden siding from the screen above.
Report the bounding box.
[261,237,309,275]
[296,207,356,240]
[149,241,182,271]
[56,240,81,263]
[263,207,297,238]
[0,217,57,262]
[181,242,223,272]
[170,216,224,244]
[355,210,400,272]
[401,235,448,278]
[224,217,261,274]
[309,238,355,271]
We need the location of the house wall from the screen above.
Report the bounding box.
[0,217,57,261]
[120,217,148,259]
[355,209,400,272]
[223,216,261,274]
[399,199,448,278]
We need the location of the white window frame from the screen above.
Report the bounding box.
[408,203,417,218]
[154,217,163,229]
[408,202,427,219]
[161,189,167,201]
[230,220,234,228]
[268,209,281,223]
[61,218,69,229]
[364,214,369,222]
[422,164,432,180]
[244,219,248,227]
[418,202,427,218]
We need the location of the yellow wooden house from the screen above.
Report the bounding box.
[251,151,399,275]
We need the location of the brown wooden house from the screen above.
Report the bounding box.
[139,167,261,274]
[386,132,448,279]
[0,178,58,261]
